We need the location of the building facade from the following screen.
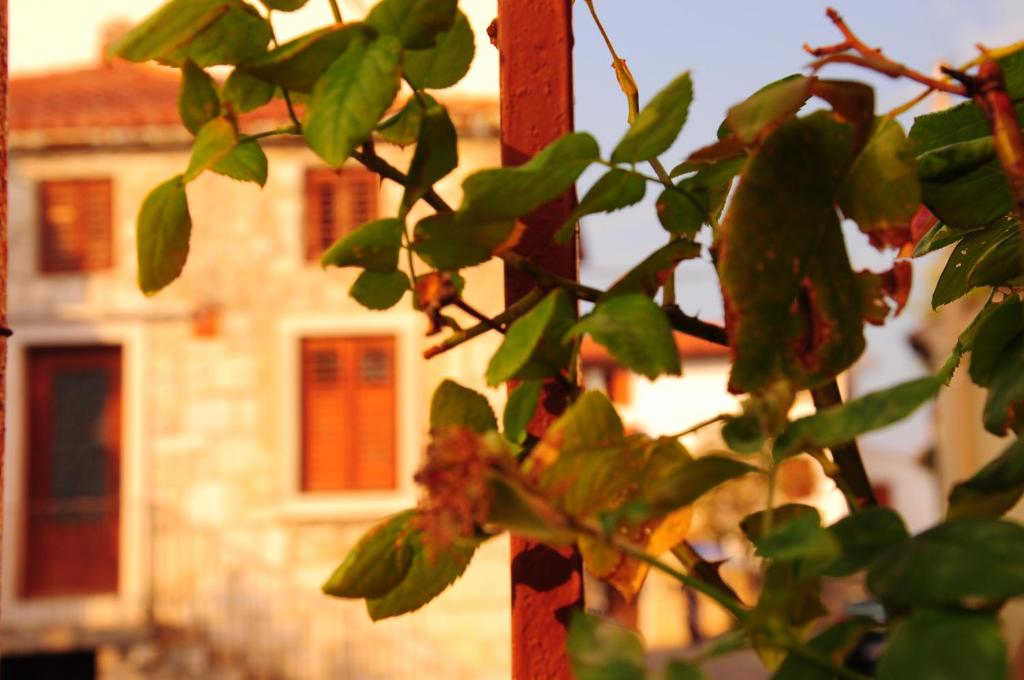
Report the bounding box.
[2,57,512,679]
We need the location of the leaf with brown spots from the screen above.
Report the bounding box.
[718,111,863,393]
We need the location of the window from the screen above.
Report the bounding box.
[304,168,379,261]
[23,346,121,598]
[38,179,113,273]
[300,336,396,491]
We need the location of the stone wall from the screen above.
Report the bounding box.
[5,128,514,678]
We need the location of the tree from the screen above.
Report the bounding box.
[111,0,1024,677]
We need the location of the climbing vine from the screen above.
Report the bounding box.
[113,0,1024,676]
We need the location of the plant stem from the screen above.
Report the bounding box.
[662,305,729,346]
[351,147,454,213]
[266,15,305,132]
[423,288,544,359]
[500,252,603,301]
[670,541,742,603]
[570,517,751,623]
[239,125,300,144]
[805,8,966,96]
[670,413,730,439]
[327,0,342,23]
[810,381,878,509]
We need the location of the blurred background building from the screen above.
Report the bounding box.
[3,1,1023,679]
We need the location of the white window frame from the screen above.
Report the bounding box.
[2,321,149,630]
[277,311,421,519]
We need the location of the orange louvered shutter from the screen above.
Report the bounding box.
[301,336,396,491]
[304,168,379,261]
[39,179,113,273]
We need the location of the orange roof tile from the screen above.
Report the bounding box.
[580,332,728,366]
[10,60,498,147]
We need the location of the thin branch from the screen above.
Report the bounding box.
[423,288,545,359]
[669,413,730,440]
[568,516,751,623]
[351,146,454,213]
[670,541,742,603]
[810,381,878,509]
[500,252,603,301]
[266,14,305,132]
[454,299,506,334]
[662,305,729,346]
[805,8,966,96]
[810,53,966,95]
[327,0,343,23]
[238,125,300,144]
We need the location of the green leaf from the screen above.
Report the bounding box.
[723,74,811,144]
[774,617,876,680]
[912,221,981,258]
[567,294,681,379]
[657,660,705,680]
[754,513,840,577]
[242,24,367,93]
[774,376,940,460]
[184,117,238,183]
[178,60,220,135]
[137,176,192,296]
[982,337,1024,435]
[949,439,1024,520]
[536,391,631,516]
[366,533,480,620]
[322,510,415,598]
[503,380,542,444]
[838,118,920,248]
[108,0,229,63]
[555,169,646,244]
[932,217,1020,308]
[412,212,518,270]
[809,79,875,146]
[430,380,498,434]
[719,112,862,393]
[403,10,475,90]
[611,71,693,164]
[304,34,402,167]
[212,141,268,186]
[741,504,819,543]
[824,507,909,577]
[721,413,764,454]
[366,0,457,49]
[877,610,1007,680]
[969,294,1023,387]
[260,0,307,10]
[602,240,702,301]
[656,186,707,237]
[909,90,1024,229]
[486,290,576,386]
[404,104,457,208]
[868,518,1024,606]
[459,132,600,223]
[649,455,760,514]
[485,474,575,545]
[170,1,272,68]
[917,136,996,182]
[321,218,403,272]
[567,612,647,680]
[349,270,409,310]
[376,95,432,146]
[221,68,274,113]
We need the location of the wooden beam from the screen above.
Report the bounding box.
[1,0,10,639]
[497,1,583,678]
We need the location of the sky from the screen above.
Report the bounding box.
[9,0,1024,457]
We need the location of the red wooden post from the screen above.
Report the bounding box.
[498,1,584,678]
[1,0,9,634]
